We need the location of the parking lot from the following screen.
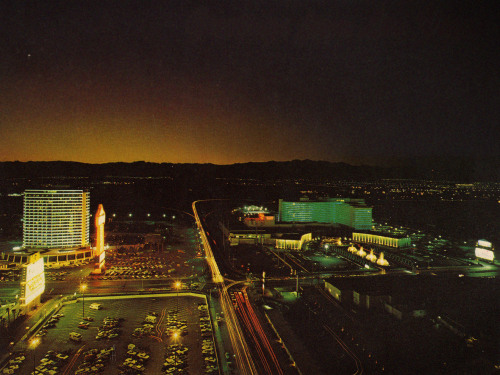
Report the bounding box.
[7,294,219,375]
[87,227,207,282]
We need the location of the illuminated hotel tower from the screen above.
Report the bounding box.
[23,190,90,249]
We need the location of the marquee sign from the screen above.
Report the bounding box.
[20,256,45,305]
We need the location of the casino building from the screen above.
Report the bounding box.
[1,190,95,268]
[23,190,90,249]
[278,197,373,230]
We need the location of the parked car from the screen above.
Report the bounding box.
[69,332,82,342]
[78,322,90,329]
[89,303,102,310]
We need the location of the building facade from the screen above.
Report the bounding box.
[23,190,90,249]
[275,233,312,250]
[278,198,372,230]
[352,232,411,248]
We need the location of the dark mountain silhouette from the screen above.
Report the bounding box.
[0,158,498,181]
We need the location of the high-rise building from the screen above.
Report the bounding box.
[278,197,372,230]
[23,190,90,249]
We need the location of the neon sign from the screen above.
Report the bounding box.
[21,257,45,305]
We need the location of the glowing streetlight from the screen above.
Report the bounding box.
[30,337,40,374]
[172,330,180,367]
[80,284,87,317]
[174,281,181,313]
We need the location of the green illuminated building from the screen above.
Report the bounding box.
[278,198,372,230]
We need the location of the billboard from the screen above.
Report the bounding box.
[475,247,494,261]
[20,257,45,305]
[477,240,492,248]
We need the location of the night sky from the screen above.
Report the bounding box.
[1,1,498,165]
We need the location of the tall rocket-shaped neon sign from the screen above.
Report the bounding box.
[95,204,106,271]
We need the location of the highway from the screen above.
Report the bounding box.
[232,284,284,375]
[193,200,258,375]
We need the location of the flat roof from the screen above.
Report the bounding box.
[325,274,442,304]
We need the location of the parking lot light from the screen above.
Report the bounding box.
[80,284,87,317]
[30,337,40,374]
[172,330,181,368]
[174,281,181,313]
[30,337,40,349]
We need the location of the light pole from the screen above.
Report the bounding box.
[172,331,180,373]
[80,284,87,317]
[174,281,181,314]
[30,337,40,375]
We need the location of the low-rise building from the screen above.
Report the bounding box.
[275,233,312,250]
[324,276,429,320]
[353,231,411,248]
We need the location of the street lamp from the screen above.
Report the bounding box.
[174,281,181,313]
[30,337,40,374]
[80,284,87,317]
[172,330,180,372]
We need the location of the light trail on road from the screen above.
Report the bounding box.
[234,288,284,375]
[193,200,258,375]
[234,291,272,374]
[220,282,258,375]
[151,306,168,342]
[242,289,283,375]
[62,344,86,375]
[192,200,224,284]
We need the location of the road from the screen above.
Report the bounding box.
[232,284,285,375]
[193,200,259,375]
